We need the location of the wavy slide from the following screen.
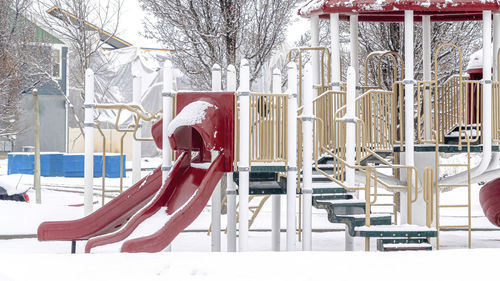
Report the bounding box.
[37,166,164,241]
[85,151,224,253]
[39,93,233,252]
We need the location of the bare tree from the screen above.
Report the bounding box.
[33,0,124,135]
[295,19,481,88]
[140,0,299,89]
[35,0,124,90]
[0,0,53,137]
[359,21,481,88]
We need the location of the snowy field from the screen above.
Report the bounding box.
[1,157,500,280]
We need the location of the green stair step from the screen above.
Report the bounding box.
[312,194,354,200]
[377,238,432,251]
[353,225,437,238]
[337,214,392,229]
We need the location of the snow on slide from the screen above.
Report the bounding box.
[37,167,164,241]
[86,152,225,253]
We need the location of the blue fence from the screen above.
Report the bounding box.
[8,153,126,178]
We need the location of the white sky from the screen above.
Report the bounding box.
[117,0,310,48]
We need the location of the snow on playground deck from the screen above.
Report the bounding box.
[1,157,500,280]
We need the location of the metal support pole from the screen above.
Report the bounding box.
[302,64,313,251]
[84,69,95,215]
[402,10,415,224]
[287,62,298,251]
[494,13,500,81]
[349,15,359,84]
[422,15,432,140]
[211,64,222,252]
[226,64,237,252]
[345,67,356,251]
[33,88,41,204]
[483,10,493,176]
[311,15,320,97]
[330,13,341,91]
[271,68,282,251]
[162,61,174,252]
[238,59,250,251]
[132,59,142,185]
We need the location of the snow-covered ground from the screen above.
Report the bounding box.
[0,156,499,280]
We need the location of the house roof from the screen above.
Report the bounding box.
[298,0,500,22]
[47,6,132,49]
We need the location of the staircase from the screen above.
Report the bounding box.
[302,86,437,251]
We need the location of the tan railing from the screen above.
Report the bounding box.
[423,166,434,228]
[331,88,398,164]
[234,93,289,166]
[356,89,397,154]
[493,82,500,143]
[437,75,464,143]
[364,51,404,91]
[288,47,332,106]
[249,93,288,164]
[313,90,346,153]
[416,80,438,143]
[313,116,420,251]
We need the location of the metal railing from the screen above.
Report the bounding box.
[288,47,332,107]
[332,88,398,164]
[94,104,161,203]
[313,116,420,251]
[434,131,472,249]
[234,92,289,166]
[493,81,500,143]
[416,80,438,143]
[364,51,404,91]
[249,93,288,164]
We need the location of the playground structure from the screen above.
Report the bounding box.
[37,0,500,252]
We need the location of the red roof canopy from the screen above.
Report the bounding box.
[298,0,500,22]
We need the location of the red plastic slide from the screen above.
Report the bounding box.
[37,166,164,241]
[85,151,224,253]
[39,91,234,252]
[480,178,500,227]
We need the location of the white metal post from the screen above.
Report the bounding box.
[33,89,41,204]
[311,15,320,98]
[349,14,360,202]
[84,68,95,216]
[162,61,174,251]
[211,64,222,252]
[287,62,298,251]
[402,10,415,224]
[271,68,282,251]
[330,13,341,91]
[238,59,251,251]
[226,64,237,252]
[494,13,500,82]
[422,15,432,140]
[349,15,359,84]
[132,59,142,185]
[302,64,313,251]
[344,67,356,251]
[483,10,493,171]
[162,61,174,183]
